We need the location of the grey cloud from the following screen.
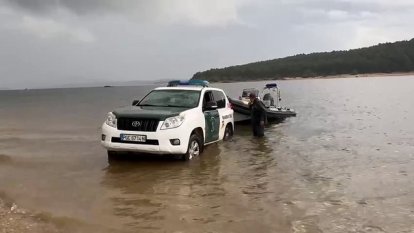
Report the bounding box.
[2,0,144,15]
[2,0,412,20]
[2,0,58,13]
[1,0,240,27]
[293,0,414,15]
[1,0,414,89]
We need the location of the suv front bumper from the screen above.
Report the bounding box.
[101,123,190,155]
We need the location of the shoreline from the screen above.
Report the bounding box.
[0,197,105,233]
[2,72,413,91]
[0,193,109,233]
[283,71,414,80]
[0,196,61,233]
[212,71,414,83]
[0,189,95,233]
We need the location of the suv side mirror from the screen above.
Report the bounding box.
[132,100,140,106]
[204,101,218,111]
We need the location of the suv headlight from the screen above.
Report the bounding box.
[105,112,117,128]
[160,115,185,130]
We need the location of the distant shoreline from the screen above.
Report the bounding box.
[283,71,414,80]
[211,71,414,83]
[2,72,413,91]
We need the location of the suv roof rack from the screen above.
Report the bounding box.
[167,80,209,87]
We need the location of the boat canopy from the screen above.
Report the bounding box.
[241,88,259,97]
[261,83,281,108]
[265,83,278,89]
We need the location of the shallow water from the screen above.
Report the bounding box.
[0,76,413,233]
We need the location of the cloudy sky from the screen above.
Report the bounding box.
[1,0,414,89]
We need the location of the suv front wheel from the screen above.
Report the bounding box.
[107,151,120,161]
[181,134,202,161]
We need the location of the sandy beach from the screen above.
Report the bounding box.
[213,71,414,83]
[285,71,414,80]
[0,195,61,233]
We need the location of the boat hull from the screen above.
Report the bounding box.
[229,98,296,122]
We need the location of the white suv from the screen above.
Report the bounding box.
[101,80,234,160]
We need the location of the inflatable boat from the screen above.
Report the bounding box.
[229,83,296,122]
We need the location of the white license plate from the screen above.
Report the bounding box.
[120,134,146,142]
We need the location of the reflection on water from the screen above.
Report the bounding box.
[0,77,414,232]
[101,136,293,233]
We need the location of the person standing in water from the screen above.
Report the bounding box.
[249,93,267,137]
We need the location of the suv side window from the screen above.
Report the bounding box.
[202,91,214,110]
[212,90,226,109]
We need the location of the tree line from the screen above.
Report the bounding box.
[192,38,414,82]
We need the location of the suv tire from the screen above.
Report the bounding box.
[107,151,120,161]
[223,124,233,141]
[182,134,202,161]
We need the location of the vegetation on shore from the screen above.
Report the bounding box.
[192,38,414,82]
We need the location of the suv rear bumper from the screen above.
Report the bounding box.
[101,123,189,154]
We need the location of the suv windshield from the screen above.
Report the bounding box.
[139,90,201,108]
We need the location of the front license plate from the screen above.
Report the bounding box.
[120,134,146,142]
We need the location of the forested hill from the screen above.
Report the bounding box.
[192,38,414,82]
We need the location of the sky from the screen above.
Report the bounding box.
[1,0,414,89]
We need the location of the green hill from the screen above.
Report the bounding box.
[192,38,414,82]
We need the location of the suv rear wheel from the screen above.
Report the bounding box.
[223,124,233,141]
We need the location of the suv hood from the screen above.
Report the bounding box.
[113,106,189,121]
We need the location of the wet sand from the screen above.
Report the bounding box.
[0,193,60,233]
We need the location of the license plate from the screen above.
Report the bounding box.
[120,134,146,142]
